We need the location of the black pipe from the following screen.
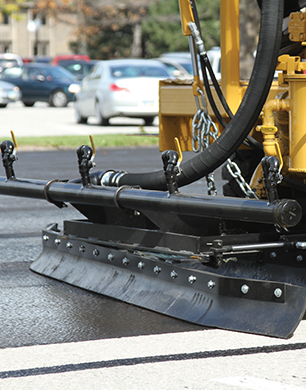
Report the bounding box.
[0,177,301,228]
[112,0,284,191]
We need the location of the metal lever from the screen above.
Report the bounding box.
[77,145,96,187]
[261,156,282,203]
[0,140,16,180]
[161,150,180,196]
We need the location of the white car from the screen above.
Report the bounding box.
[74,59,171,126]
[0,80,21,108]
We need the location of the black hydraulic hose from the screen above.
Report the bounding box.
[190,0,262,151]
[117,0,284,191]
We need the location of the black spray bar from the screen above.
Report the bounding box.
[0,177,301,228]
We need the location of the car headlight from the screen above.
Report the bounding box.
[68,84,81,94]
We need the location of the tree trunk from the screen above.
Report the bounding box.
[239,0,261,79]
[131,23,142,58]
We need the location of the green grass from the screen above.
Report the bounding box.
[15,133,159,150]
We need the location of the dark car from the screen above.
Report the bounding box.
[58,59,99,81]
[0,63,80,107]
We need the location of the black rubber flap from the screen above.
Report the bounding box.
[31,245,306,339]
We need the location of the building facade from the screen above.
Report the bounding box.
[0,7,78,59]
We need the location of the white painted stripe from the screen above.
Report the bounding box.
[1,320,306,373]
[214,376,305,390]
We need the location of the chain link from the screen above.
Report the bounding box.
[192,88,258,199]
[226,159,258,199]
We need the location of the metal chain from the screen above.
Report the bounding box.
[226,159,258,199]
[192,88,258,199]
[192,90,218,195]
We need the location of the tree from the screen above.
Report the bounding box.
[142,0,220,58]
[239,0,260,79]
[0,0,27,21]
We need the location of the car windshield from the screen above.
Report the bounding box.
[111,65,169,78]
[1,67,23,78]
[179,62,193,74]
[42,66,75,80]
[0,59,19,68]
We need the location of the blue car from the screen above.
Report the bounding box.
[0,63,80,107]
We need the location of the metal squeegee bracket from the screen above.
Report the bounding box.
[30,226,306,339]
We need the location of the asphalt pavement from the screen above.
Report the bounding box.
[1,102,306,390]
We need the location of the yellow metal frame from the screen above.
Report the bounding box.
[159,0,243,152]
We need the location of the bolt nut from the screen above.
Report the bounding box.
[54,238,61,246]
[207,280,215,289]
[43,235,49,242]
[122,257,129,265]
[138,261,145,270]
[79,245,86,253]
[270,252,277,259]
[170,270,178,279]
[188,275,196,284]
[108,253,114,261]
[296,255,303,262]
[274,288,282,298]
[66,242,73,249]
[153,266,161,274]
[93,249,99,257]
[241,284,249,294]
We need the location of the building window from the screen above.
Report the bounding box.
[0,43,11,53]
[0,13,9,24]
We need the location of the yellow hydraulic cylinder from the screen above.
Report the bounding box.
[220,0,240,114]
[178,0,195,36]
[287,75,306,173]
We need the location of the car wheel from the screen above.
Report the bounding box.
[0,104,7,108]
[75,101,88,124]
[22,101,35,107]
[95,101,109,126]
[143,116,155,126]
[50,90,68,107]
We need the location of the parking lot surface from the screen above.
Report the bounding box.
[0,103,306,389]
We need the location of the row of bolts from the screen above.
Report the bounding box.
[43,234,283,299]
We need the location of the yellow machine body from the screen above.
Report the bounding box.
[159,4,306,195]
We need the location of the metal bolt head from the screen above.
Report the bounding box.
[66,242,73,249]
[93,249,99,257]
[241,284,249,294]
[108,253,114,261]
[54,238,61,246]
[188,275,196,284]
[138,261,145,270]
[170,270,178,279]
[79,245,86,253]
[43,235,49,242]
[270,252,277,259]
[296,255,303,262]
[122,257,129,265]
[274,288,282,298]
[207,280,215,289]
[153,266,161,274]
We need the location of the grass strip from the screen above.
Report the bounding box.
[15,133,159,149]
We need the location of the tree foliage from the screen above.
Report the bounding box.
[142,0,220,58]
[0,0,27,20]
[33,0,220,59]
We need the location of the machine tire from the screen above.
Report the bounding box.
[22,101,35,107]
[95,101,109,126]
[0,104,7,108]
[49,90,68,107]
[75,101,88,124]
[143,116,155,126]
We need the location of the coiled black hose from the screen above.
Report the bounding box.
[116,0,284,190]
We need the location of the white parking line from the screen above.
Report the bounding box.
[214,377,305,390]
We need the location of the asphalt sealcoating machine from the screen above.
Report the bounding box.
[2,0,306,338]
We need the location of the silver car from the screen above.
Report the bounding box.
[0,80,21,108]
[74,59,171,125]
